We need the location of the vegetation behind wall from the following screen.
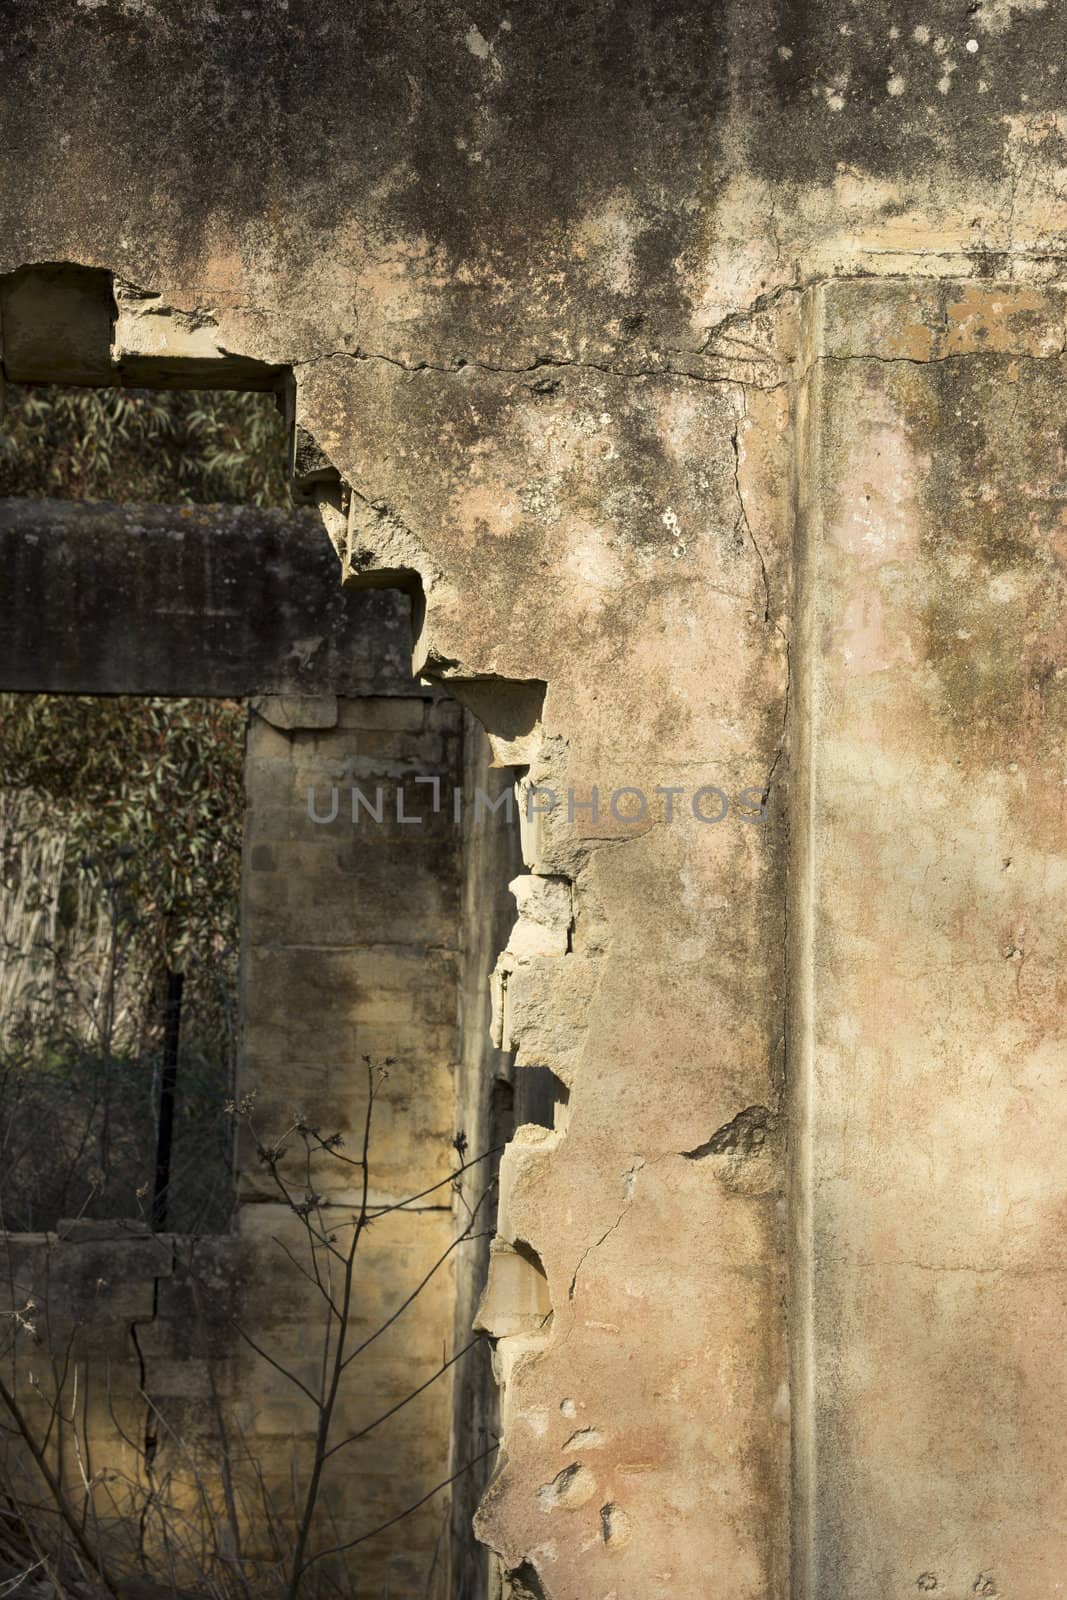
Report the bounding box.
[0,382,286,1231]
[0,385,290,508]
[0,693,247,1233]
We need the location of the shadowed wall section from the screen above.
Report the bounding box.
[0,498,521,1597]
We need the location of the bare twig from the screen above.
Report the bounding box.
[303,1443,499,1568]
[0,1369,117,1595]
[323,1335,484,1461]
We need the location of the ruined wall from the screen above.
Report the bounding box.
[236,690,467,1592]
[0,499,412,698]
[0,516,504,1595]
[314,308,793,1599]
[4,2,1067,1595]
[0,688,477,1598]
[451,718,526,1600]
[792,279,1067,1600]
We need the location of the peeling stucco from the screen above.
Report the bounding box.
[2,5,1067,1594]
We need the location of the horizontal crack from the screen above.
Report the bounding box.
[294,347,786,392]
[295,334,1067,399]
[820,345,1067,369]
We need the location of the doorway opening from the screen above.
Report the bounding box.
[0,266,538,1600]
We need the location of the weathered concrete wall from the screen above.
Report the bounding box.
[240,690,465,1202]
[1,490,528,1594]
[236,691,467,1592]
[0,687,486,1598]
[3,2,1065,372]
[0,1214,458,1597]
[0,1219,171,1544]
[4,3,1067,1595]
[793,280,1067,1600]
[451,717,525,1600]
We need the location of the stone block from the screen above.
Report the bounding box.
[504,872,571,958]
[251,693,338,730]
[336,695,428,731]
[474,1238,552,1338]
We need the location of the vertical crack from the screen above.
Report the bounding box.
[129,1238,175,1560]
[732,390,771,624]
[764,620,791,808]
[730,385,791,807]
[567,1200,630,1302]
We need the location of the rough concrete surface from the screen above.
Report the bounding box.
[2,2,1067,1595]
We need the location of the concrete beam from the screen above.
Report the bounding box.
[0,497,415,697]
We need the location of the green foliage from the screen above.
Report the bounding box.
[0,380,278,1230]
[0,697,246,1231]
[0,694,246,971]
[0,384,291,508]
